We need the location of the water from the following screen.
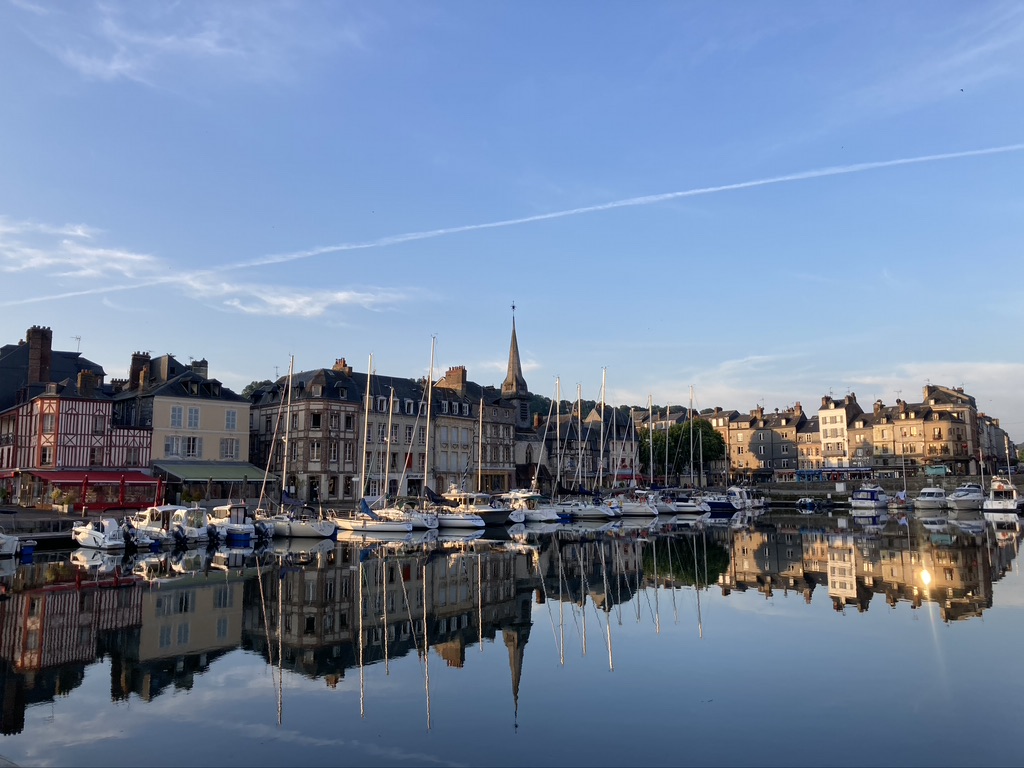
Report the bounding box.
[0,514,1021,767]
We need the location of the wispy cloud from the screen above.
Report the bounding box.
[4,142,1023,320]
[842,5,1024,116]
[17,1,371,86]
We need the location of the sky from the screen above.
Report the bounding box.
[1,2,1022,441]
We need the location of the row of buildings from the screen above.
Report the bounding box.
[0,323,1017,511]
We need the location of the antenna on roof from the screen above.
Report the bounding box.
[71,335,81,352]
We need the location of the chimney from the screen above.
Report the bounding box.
[821,395,829,408]
[26,326,53,384]
[77,370,97,397]
[794,402,802,417]
[190,358,209,379]
[129,352,151,391]
[874,400,883,415]
[333,358,353,376]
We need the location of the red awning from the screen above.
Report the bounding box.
[27,470,157,485]
[0,470,16,480]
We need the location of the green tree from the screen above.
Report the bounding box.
[638,419,725,484]
[242,379,273,400]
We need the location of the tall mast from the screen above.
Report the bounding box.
[648,395,654,488]
[556,378,562,491]
[384,386,395,505]
[664,404,670,488]
[477,395,484,493]
[689,385,695,488]
[576,384,583,488]
[359,354,373,499]
[424,337,435,494]
[282,355,294,506]
[599,368,606,491]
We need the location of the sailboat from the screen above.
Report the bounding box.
[256,357,337,539]
[327,355,414,534]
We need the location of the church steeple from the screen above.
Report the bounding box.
[501,304,529,400]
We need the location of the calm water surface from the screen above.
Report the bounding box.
[0,513,1021,767]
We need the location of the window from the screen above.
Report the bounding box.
[185,436,202,458]
[461,428,469,446]
[344,414,354,431]
[225,410,237,431]
[177,623,190,645]
[42,413,55,434]
[126,447,140,466]
[216,617,229,640]
[265,415,272,433]
[405,400,414,415]
[220,438,240,460]
[170,406,183,428]
[165,436,182,457]
[464,404,471,416]
[89,447,102,466]
[159,625,172,648]
[187,407,200,429]
[378,424,387,443]
[441,401,449,414]
[406,425,414,444]
[344,442,353,463]
[330,441,339,462]
[377,397,388,412]
[311,412,322,429]
[40,446,53,466]
[418,426,426,445]
[310,440,321,461]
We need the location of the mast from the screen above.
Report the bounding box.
[648,395,654,488]
[556,378,562,492]
[688,385,695,488]
[477,395,484,493]
[281,355,294,507]
[425,337,435,494]
[664,405,670,488]
[599,368,606,492]
[577,384,583,490]
[384,386,395,506]
[359,354,373,500]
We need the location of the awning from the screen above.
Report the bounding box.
[0,470,17,480]
[27,470,156,484]
[154,462,272,483]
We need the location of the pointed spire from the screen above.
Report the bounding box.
[501,304,528,399]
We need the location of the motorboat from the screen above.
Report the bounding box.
[912,486,948,511]
[850,483,889,511]
[0,530,34,559]
[441,486,525,526]
[655,488,710,517]
[370,501,440,531]
[501,489,563,522]
[983,476,1019,529]
[612,490,659,517]
[208,503,270,544]
[983,476,1019,512]
[169,505,216,544]
[258,505,337,538]
[127,505,187,544]
[947,483,985,512]
[795,498,819,514]
[71,518,126,550]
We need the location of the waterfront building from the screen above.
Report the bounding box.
[0,326,155,510]
[796,415,822,471]
[112,352,261,506]
[817,393,864,469]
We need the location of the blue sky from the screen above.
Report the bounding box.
[2,2,1022,440]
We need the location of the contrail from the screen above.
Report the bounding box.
[233,142,1024,269]
[4,142,1023,306]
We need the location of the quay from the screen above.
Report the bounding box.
[0,504,112,548]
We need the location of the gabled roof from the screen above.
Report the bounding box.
[0,343,106,412]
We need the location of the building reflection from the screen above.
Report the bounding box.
[717,516,1014,621]
[0,517,1016,733]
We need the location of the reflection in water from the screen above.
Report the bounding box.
[0,515,1018,736]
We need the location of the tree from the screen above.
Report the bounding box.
[241,379,273,400]
[638,418,725,484]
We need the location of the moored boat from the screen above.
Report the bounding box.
[947,482,985,512]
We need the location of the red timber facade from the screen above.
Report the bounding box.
[0,326,155,510]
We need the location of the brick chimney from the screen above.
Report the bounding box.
[26,326,53,384]
[874,400,883,415]
[333,358,353,376]
[190,358,209,379]
[77,370,97,397]
[129,352,151,391]
[794,402,803,417]
[438,366,468,397]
